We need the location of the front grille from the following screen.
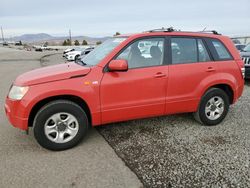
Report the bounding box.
[242,56,250,65]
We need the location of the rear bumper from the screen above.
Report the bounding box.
[4,98,28,130]
[233,81,244,104]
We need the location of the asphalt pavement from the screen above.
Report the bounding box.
[0,46,142,188]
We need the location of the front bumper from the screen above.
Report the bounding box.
[245,66,250,79]
[63,54,74,61]
[66,55,74,61]
[4,97,28,130]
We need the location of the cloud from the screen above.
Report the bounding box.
[1,0,250,37]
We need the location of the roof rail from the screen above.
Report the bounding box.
[146,27,176,33]
[199,30,221,35]
[144,27,221,35]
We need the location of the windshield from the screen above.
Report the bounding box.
[243,44,250,52]
[80,37,127,65]
[74,47,85,51]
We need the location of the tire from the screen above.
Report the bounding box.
[194,88,229,126]
[75,55,80,61]
[33,100,88,151]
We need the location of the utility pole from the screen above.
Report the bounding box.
[69,29,72,45]
[1,26,4,42]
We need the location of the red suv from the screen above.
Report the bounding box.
[5,29,244,150]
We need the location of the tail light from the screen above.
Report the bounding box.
[241,67,245,78]
[236,59,245,79]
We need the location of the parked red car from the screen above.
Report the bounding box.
[5,29,244,150]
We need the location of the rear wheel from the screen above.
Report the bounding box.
[194,88,229,126]
[33,100,88,151]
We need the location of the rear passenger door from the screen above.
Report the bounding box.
[167,37,216,114]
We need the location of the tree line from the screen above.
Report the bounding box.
[62,39,88,46]
[62,32,121,46]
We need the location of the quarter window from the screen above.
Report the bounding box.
[211,40,232,60]
[116,38,164,69]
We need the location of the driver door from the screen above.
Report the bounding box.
[100,37,169,124]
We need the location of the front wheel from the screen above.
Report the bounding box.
[74,55,80,61]
[194,88,229,126]
[33,100,88,151]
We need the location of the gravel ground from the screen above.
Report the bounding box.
[0,46,59,62]
[40,52,65,67]
[98,82,250,188]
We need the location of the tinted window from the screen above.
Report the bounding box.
[211,40,232,60]
[116,38,164,68]
[243,44,250,52]
[235,45,245,51]
[197,39,211,62]
[171,38,197,64]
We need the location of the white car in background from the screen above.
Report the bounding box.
[65,47,94,61]
[63,48,75,57]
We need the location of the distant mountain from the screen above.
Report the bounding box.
[12,33,53,42]
[8,33,110,45]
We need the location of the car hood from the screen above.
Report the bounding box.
[64,48,73,52]
[14,62,91,86]
[240,51,250,57]
[67,50,82,55]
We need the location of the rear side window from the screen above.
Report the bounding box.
[171,38,197,64]
[171,38,211,64]
[211,40,232,60]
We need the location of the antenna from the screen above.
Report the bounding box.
[202,27,207,32]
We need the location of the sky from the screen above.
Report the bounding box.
[1,0,250,38]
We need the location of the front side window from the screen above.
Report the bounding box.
[116,38,164,69]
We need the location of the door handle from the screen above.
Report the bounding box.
[206,67,216,72]
[154,72,166,78]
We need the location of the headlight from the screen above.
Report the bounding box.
[8,86,29,100]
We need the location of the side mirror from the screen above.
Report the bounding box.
[108,59,128,72]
